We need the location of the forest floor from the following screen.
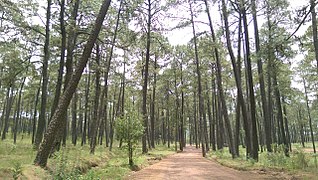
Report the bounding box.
[126,146,314,180]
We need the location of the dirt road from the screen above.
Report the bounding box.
[126,146,287,180]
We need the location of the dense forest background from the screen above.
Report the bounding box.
[0,0,317,175]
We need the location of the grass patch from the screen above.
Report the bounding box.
[0,135,175,179]
[80,145,175,180]
[0,136,41,179]
[207,144,318,179]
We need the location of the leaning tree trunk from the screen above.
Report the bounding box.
[34,0,112,167]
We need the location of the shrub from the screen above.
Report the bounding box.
[12,161,22,180]
[290,149,308,169]
[115,107,143,166]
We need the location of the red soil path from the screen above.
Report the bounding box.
[125,146,302,180]
[126,146,298,180]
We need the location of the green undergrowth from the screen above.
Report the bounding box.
[80,145,175,180]
[0,135,175,179]
[207,144,318,178]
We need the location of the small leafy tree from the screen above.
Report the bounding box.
[116,106,143,166]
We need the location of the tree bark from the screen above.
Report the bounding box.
[142,0,152,154]
[241,0,259,160]
[297,108,305,148]
[14,77,26,143]
[302,77,316,153]
[1,85,14,140]
[150,55,157,149]
[219,0,247,158]
[34,0,112,167]
[282,97,291,152]
[310,0,318,73]
[190,1,206,157]
[251,0,272,153]
[50,0,66,123]
[180,58,185,150]
[82,67,90,146]
[273,72,289,156]
[34,0,51,149]
[71,92,77,145]
[210,70,217,151]
[32,83,41,144]
[90,44,101,154]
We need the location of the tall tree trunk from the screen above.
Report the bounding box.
[34,0,112,167]
[142,0,152,154]
[102,0,123,148]
[216,96,224,150]
[78,98,83,135]
[273,72,289,156]
[207,0,236,157]
[302,77,316,153]
[180,59,185,150]
[189,1,206,156]
[234,96,241,156]
[218,0,247,158]
[32,83,41,144]
[50,0,66,123]
[266,54,274,146]
[310,0,318,72]
[193,92,198,148]
[82,67,90,146]
[34,0,51,149]
[52,0,68,145]
[59,0,80,148]
[71,92,77,145]
[282,97,291,152]
[1,85,14,140]
[150,55,157,149]
[0,95,6,137]
[167,107,170,148]
[297,108,305,148]
[251,0,272,153]
[109,87,119,151]
[210,72,217,151]
[90,44,101,154]
[173,67,180,152]
[241,0,259,160]
[14,77,26,143]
